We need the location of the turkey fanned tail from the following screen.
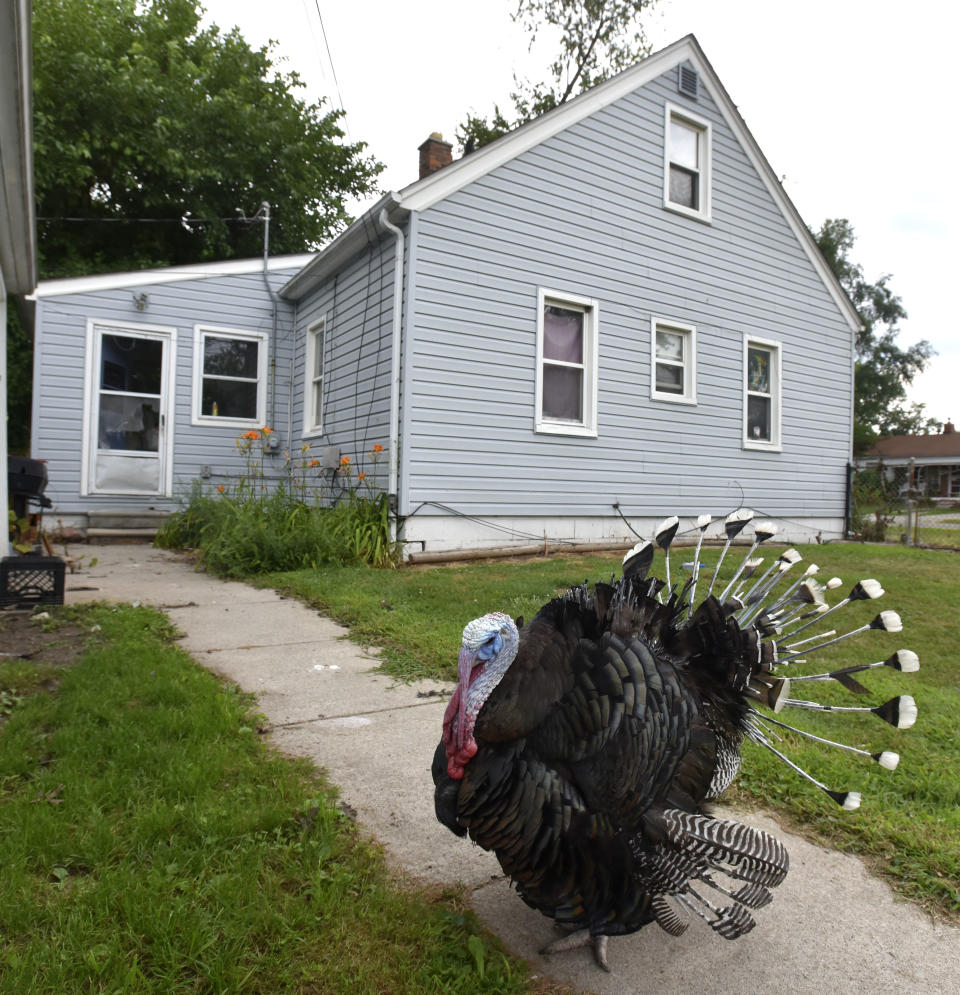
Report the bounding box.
[434,509,916,969]
[637,808,788,939]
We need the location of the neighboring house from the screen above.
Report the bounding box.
[1,0,38,554]
[859,422,960,502]
[31,34,861,553]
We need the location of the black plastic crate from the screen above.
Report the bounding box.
[0,556,66,608]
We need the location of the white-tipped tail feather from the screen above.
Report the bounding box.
[874,611,902,633]
[891,649,920,672]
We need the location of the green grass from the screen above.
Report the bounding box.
[0,604,528,993]
[264,542,960,923]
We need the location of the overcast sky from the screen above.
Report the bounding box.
[201,0,958,427]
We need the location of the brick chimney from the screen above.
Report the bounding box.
[943,420,955,434]
[418,132,452,179]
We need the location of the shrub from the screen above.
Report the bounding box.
[156,433,399,575]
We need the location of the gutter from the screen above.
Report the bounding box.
[376,209,405,540]
[280,192,406,301]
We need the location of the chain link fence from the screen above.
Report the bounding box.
[848,460,960,550]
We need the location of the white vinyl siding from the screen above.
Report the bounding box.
[651,318,697,404]
[303,317,326,436]
[535,289,599,437]
[192,325,268,428]
[664,104,711,222]
[744,336,782,450]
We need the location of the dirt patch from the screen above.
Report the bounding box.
[0,609,90,670]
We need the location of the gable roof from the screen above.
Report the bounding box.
[283,34,861,333]
[868,429,960,462]
[34,254,315,299]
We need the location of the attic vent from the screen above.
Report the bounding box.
[678,65,699,99]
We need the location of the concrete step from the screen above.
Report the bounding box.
[85,527,160,543]
[86,509,170,531]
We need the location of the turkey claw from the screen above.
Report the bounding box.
[539,928,611,972]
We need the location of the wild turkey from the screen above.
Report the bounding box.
[432,510,917,971]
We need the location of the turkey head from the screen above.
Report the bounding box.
[441,612,519,779]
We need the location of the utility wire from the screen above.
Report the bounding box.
[37,215,263,224]
[313,1,346,117]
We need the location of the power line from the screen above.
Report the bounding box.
[313,2,345,116]
[37,215,263,224]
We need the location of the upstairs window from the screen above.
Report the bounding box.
[665,105,711,222]
[651,319,697,404]
[192,325,268,426]
[744,337,782,450]
[303,317,326,436]
[535,290,599,437]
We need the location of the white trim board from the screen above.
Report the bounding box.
[34,254,315,299]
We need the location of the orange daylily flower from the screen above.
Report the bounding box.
[372,443,384,453]
[240,430,260,441]
[357,472,366,481]
[261,426,275,435]
[217,484,225,493]
[340,455,351,466]
[309,458,321,468]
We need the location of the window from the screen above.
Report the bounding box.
[651,319,696,404]
[744,337,781,450]
[192,325,268,426]
[303,318,326,436]
[664,104,711,221]
[535,289,599,437]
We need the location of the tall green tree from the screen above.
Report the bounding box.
[458,0,658,151]
[813,219,935,455]
[8,0,383,453]
[32,0,382,277]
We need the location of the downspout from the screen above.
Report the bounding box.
[259,202,282,451]
[377,208,404,542]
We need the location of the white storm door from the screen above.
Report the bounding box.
[85,323,176,496]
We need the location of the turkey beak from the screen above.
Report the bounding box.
[455,646,479,751]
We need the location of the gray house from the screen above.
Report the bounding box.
[31,35,860,553]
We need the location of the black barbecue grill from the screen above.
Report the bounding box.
[4,456,64,609]
[8,455,52,520]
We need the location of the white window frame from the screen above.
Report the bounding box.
[191,324,268,428]
[302,316,326,437]
[663,103,712,223]
[743,335,782,451]
[650,318,697,404]
[535,288,599,438]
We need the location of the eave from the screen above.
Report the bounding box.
[33,254,315,299]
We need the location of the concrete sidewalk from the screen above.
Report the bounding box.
[68,544,960,994]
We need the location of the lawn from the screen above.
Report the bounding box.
[263,541,960,923]
[0,604,529,993]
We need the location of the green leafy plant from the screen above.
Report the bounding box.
[157,435,399,573]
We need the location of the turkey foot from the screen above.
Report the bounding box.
[539,928,610,972]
